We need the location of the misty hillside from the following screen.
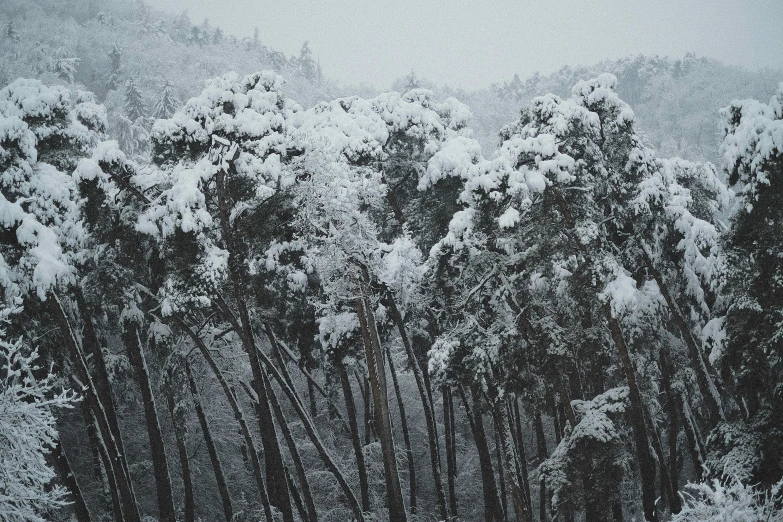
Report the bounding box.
[1,1,782,522]
[1,0,780,162]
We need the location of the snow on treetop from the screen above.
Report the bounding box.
[720,83,783,209]
[0,80,104,302]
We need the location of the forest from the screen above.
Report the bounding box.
[0,1,782,521]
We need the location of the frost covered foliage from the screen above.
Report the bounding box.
[0,79,105,301]
[139,70,301,312]
[672,479,783,522]
[540,387,629,519]
[0,307,78,522]
[710,84,783,487]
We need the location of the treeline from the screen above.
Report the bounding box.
[1,62,782,522]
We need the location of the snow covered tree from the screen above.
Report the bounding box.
[0,307,80,522]
[124,77,145,121]
[106,43,122,91]
[153,80,179,119]
[708,83,783,487]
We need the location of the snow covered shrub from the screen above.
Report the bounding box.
[673,478,783,522]
[0,307,79,522]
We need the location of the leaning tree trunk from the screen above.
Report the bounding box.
[491,400,531,522]
[184,360,233,522]
[641,245,725,425]
[72,288,140,520]
[173,314,273,521]
[553,188,660,522]
[51,429,93,522]
[264,369,318,522]
[338,361,372,512]
[356,296,407,522]
[261,328,365,522]
[459,386,504,522]
[121,323,176,522]
[444,387,458,520]
[510,398,532,516]
[386,292,448,520]
[214,167,294,522]
[49,294,141,522]
[165,378,195,522]
[386,342,418,515]
[532,405,549,522]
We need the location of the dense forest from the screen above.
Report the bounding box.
[1,1,782,521]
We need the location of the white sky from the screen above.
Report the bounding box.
[148,0,783,90]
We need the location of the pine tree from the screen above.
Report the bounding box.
[153,81,179,119]
[124,77,145,121]
[107,44,122,91]
[6,20,18,41]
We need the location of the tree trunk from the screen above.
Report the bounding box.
[459,386,504,522]
[385,343,417,515]
[641,246,725,425]
[265,376,318,522]
[49,294,141,522]
[121,324,176,522]
[604,303,659,522]
[214,167,294,522]
[386,292,448,520]
[444,387,458,520]
[165,378,195,522]
[533,406,549,522]
[659,352,683,513]
[355,297,407,522]
[511,399,532,516]
[174,315,273,521]
[72,288,139,520]
[553,187,660,522]
[260,328,365,522]
[495,425,508,520]
[339,361,371,512]
[491,388,530,521]
[51,431,93,522]
[184,360,233,522]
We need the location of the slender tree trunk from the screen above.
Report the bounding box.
[267,330,318,522]
[52,432,93,522]
[260,328,365,522]
[355,297,407,522]
[93,415,124,522]
[553,187,660,522]
[174,315,273,521]
[49,294,141,522]
[165,379,195,522]
[386,292,448,520]
[533,406,549,522]
[511,399,533,516]
[385,343,417,515]
[659,352,683,513]
[491,389,531,521]
[265,377,318,522]
[444,387,458,520]
[215,167,294,522]
[641,246,725,425]
[122,324,176,522]
[459,386,504,522]
[72,288,139,518]
[604,303,659,522]
[495,425,508,520]
[360,372,374,445]
[339,361,371,512]
[184,360,233,522]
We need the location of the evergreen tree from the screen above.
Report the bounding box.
[124,77,145,121]
[153,80,179,119]
[106,43,122,91]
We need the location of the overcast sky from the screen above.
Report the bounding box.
[147,0,783,90]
